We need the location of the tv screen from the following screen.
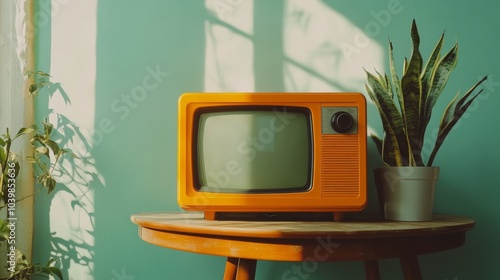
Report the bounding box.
[194,106,311,193]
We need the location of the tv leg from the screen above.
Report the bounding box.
[334,212,344,222]
[204,211,216,220]
[400,256,422,280]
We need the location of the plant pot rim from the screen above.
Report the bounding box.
[375,166,440,170]
[374,166,440,180]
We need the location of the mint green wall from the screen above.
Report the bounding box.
[33,0,500,279]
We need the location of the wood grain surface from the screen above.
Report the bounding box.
[131,212,475,239]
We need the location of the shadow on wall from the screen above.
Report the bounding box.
[34,77,103,280]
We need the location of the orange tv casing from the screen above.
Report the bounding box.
[177,93,367,221]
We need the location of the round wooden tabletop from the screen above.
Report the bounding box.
[131,212,475,239]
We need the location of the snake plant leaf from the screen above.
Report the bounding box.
[366,85,399,166]
[366,72,409,166]
[426,90,460,166]
[421,32,444,91]
[423,43,459,128]
[436,76,488,138]
[427,76,488,166]
[385,73,393,100]
[435,77,485,137]
[367,20,489,167]
[420,32,445,134]
[389,40,403,113]
[381,132,400,166]
[427,88,484,166]
[436,76,487,139]
[370,133,383,156]
[454,75,488,114]
[400,19,424,165]
[374,69,388,93]
[438,90,460,136]
[375,70,384,84]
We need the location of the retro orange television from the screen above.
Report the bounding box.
[177,93,367,221]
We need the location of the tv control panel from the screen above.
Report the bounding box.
[321,107,358,135]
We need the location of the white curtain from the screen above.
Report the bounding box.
[0,0,35,272]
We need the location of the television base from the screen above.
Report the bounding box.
[204,211,344,222]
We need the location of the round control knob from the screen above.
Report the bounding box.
[331,111,354,133]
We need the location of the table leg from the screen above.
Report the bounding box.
[223,258,257,280]
[235,258,257,280]
[364,260,381,280]
[223,257,239,280]
[400,256,422,280]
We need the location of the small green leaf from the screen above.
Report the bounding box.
[0,147,6,164]
[36,146,49,156]
[43,121,54,137]
[36,70,52,77]
[44,139,61,155]
[13,127,35,140]
[46,266,64,280]
[25,156,38,164]
[0,218,9,241]
[28,70,52,78]
[45,177,57,194]
[29,83,42,95]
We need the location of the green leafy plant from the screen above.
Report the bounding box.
[0,249,63,280]
[1,72,69,280]
[365,19,489,167]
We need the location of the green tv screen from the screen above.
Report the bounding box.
[195,107,312,193]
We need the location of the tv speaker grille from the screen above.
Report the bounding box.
[321,135,360,197]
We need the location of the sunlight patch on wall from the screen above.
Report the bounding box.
[48,1,98,279]
[203,0,384,94]
[204,0,255,91]
[283,0,384,93]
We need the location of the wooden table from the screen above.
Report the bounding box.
[131,212,475,280]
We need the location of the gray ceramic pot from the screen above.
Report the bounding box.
[374,166,440,221]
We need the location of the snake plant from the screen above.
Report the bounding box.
[366,19,488,167]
